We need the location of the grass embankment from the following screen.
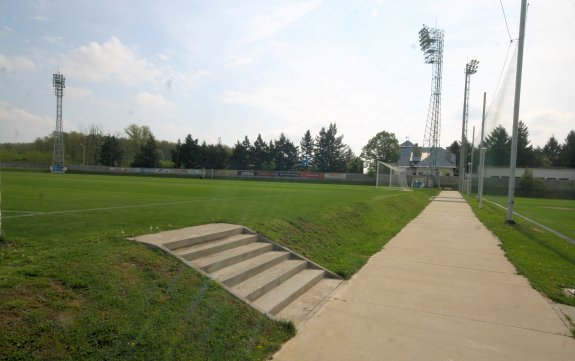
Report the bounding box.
[468,196,575,307]
[1,171,435,360]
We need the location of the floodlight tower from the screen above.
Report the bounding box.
[458,59,479,192]
[419,25,444,187]
[52,72,66,173]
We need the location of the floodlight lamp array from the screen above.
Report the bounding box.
[465,59,479,75]
[52,73,66,95]
[418,25,442,64]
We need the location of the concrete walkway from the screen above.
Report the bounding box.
[272,191,575,361]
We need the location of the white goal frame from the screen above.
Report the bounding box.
[375,161,410,190]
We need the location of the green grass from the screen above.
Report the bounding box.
[1,171,436,360]
[468,196,575,306]
[484,195,575,240]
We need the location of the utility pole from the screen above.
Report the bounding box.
[478,92,487,208]
[506,0,528,223]
[467,126,475,196]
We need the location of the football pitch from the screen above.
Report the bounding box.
[1,170,435,360]
[483,195,575,241]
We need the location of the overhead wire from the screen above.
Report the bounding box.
[485,41,515,118]
[484,0,518,119]
[499,0,513,43]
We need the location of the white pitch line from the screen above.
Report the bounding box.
[2,210,46,214]
[2,198,242,219]
[482,198,575,245]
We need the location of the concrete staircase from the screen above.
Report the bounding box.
[131,223,342,326]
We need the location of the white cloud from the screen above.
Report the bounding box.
[242,0,323,43]
[525,108,575,146]
[135,92,173,111]
[157,53,170,61]
[61,37,207,94]
[28,15,47,22]
[0,53,36,72]
[0,101,53,143]
[66,86,93,99]
[221,77,400,153]
[44,36,64,45]
[1,25,12,36]
[226,56,253,67]
[163,69,209,92]
[371,0,385,18]
[62,37,161,85]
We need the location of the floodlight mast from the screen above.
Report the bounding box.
[52,73,66,173]
[419,25,444,187]
[458,59,479,192]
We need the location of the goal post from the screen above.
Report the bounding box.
[375,161,409,190]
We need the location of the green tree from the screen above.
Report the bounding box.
[84,123,104,166]
[180,134,200,168]
[518,168,542,195]
[98,135,123,166]
[230,136,252,169]
[448,140,461,170]
[198,141,230,169]
[124,124,152,165]
[559,130,575,168]
[542,136,562,167]
[131,134,160,168]
[252,134,270,170]
[344,147,363,173]
[485,125,510,166]
[517,121,535,167]
[360,131,400,174]
[299,130,314,170]
[533,146,551,168]
[314,123,347,172]
[273,133,299,171]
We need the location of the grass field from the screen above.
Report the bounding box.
[0,170,436,360]
[483,195,575,240]
[468,196,575,307]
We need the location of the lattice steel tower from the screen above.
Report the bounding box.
[52,72,66,173]
[418,25,444,186]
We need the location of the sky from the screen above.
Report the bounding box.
[1,0,574,155]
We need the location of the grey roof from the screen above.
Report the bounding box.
[397,140,456,169]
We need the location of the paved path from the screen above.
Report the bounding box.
[273,191,575,361]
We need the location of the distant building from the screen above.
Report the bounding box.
[485,166,575,181]
[398,140,457,177]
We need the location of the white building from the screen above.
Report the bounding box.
[398,140,457,177]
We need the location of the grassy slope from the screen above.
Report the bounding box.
[484,195,575,240]
[1,171,435,360]
[468,197,575,306]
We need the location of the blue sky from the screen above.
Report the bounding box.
[1,0,574,154]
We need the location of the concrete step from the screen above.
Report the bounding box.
[132,223,342,326]
[175,234,258,261]
[252,269,325,315]
[192,242,274,273]
[211,251,291,287]
[276,278,342,326]
[162,224,245,251]
[233,260,308,301]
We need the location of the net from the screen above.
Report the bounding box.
[376,162,410,190]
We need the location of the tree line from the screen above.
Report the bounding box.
[449,122,575,170]
[2,121,573,173]
[0,123,364,173]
